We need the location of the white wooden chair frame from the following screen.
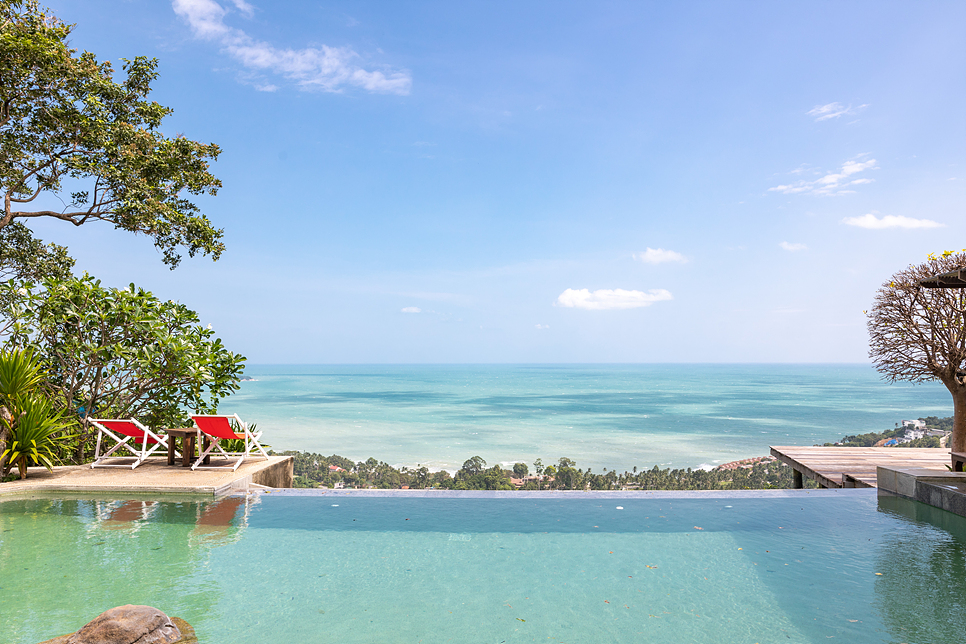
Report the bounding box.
[90,418,172,469]
[191,414,268,471]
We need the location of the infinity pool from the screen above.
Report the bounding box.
[2,490,965,643]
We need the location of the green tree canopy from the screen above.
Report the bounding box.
[460,455,486,476]
[1,0,224,268]
[1,275,245,461]
[0,222,73,282]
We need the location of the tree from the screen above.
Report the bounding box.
[1,275,245,461]
[543,464,556,490]
[512,462,528,478]
[460,455,486,476]
[555,461,582,490]
[1,1,224,268]
[868,252,966,453]
[0,222,73,282]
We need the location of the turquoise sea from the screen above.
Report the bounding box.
[228,364,951,472]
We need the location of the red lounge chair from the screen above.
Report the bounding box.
[190,495,256,546]
[190,414,268,471]
[90,418,170,469]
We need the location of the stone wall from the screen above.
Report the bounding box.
[252,456,294,488]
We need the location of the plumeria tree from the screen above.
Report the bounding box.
[2,276,246,462]
[868,251,966,454]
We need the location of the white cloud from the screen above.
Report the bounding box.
[535,324,550,329]
[555,288,673,311]
[228,0,254,18]
[807,102,869,121]
[172,0,411,94]
[401,306,421,313]
[841,213,944,229]
[779,241,807,251]
[769,156,877,196]
[634,247,687,264]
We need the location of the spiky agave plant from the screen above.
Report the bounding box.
[2,394,71,479]
[0,348,45,401]
[0,347,47,475]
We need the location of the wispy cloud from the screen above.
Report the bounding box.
[401,306,421,313]
[807,102,869,121]
[555,288,673,311]
[634,248,687,264]
[769,156,877,196]
[841,213,944,229]
[779,242,807,251]
[228,0,254,18]
[535,324,550,330]
[172,0,411,94]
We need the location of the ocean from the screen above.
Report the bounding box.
[228,364,951,473]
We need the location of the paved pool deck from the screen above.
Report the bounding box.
[0,455,293,497]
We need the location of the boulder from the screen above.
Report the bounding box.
[38,605,187,644]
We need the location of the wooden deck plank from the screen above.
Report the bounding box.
[770,446,951,488]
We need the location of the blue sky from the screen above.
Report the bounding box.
[32,0,966,363]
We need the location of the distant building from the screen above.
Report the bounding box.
[902,419,926,430]
[902,429,926,441]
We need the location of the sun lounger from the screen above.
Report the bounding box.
[190,414,268,471]
[89,418,170,469]
[190,494,258,546]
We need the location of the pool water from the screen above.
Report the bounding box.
[2,490,965,643]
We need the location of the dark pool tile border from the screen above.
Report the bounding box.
[253,488,878,499]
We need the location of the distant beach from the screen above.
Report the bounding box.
[229,364,951,472]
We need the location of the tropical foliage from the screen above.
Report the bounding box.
[285,451,803,491]
[0,0,225,268]
[0,222,73,284]
[1,276,245,462]
[0,347,70,479]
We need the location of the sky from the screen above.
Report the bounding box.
[28,0,966,363]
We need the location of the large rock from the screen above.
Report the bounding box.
[37,605,184,644]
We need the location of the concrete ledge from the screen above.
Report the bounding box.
[0,455,293,498]
[877,465,966,519]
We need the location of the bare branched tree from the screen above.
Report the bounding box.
[868,252,966,453]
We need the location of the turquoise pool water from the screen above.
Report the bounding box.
[2,490,965,643]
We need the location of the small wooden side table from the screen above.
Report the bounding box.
[166,428,211,467]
